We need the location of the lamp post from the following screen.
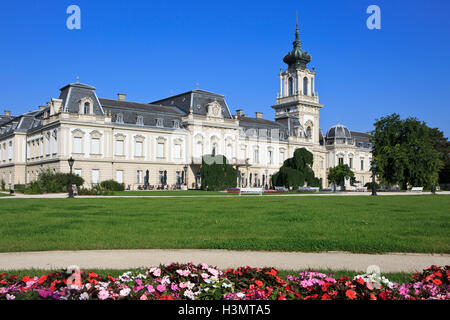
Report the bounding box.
[68,157,75,198]
[371,161,377,196]
[183,165,188,187]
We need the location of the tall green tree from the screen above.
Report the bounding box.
[272,148,320,189]
[428,127,450,184]
[371,114,442,189]
[200,154,237,191]
[327,164,355,188]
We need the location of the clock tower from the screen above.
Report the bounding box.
[272,17,323,144]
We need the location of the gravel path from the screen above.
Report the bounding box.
[0,249,448,273]
[1,191,449,199]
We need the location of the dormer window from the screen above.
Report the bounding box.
[116,113,124,124]
[136,115,144,126]
[156,118,164,127]
[83,102,90,115]
[173,120,180,129]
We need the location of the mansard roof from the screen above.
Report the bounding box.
[238,116,286,130]
[100,98,185,129]
[58,82,104,115]
[351,131,372,149]
[150,89,233,119]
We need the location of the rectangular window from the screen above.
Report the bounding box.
[254,150,259,163]
[8,141,12,160]
[136,170,142,184]
[349,158,353,169]
[157,143,164,158]
[135,141,143,157]
[74,169,82,177]
[91,169,99,184]
[240,148,246,160]
[280,151,285,163]
[91,138,100,154]
[338,158,344,165]
[74,137,82,154]
[361,159,364,171]
[268,150,273,164]
[174,144,181,159]
[116,170,123,184]
[40,140,44,157]
[115,140,124,156]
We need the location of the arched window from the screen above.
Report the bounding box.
[84,102,90,114]
[303,77,308,96]
[306,126,312,138]
[288,78,294,96]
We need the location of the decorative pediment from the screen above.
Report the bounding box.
[206,101,223,118]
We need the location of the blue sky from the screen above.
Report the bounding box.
[0,0,449,136]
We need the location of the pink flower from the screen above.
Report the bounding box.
[135,279,143,286]
[98,290,109,300]
[6,294,15,300]
[153,268,161,277]
[176,270,191,277]
[171,283,179,291]
[146,285,155,293]
[140,294,148,300]
[157,284,166,293]
[201,263,209,269]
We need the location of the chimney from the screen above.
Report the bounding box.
[117,93,126,101]
[4,110,11,117]
[255,112,263,119]
[236,109,243,117]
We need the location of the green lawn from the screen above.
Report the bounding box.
[0,195,449,253]
[0,268,413,284]
[0,192,11,197]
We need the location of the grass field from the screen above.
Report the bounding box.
[0,195,449,253]
[0,268,413,284]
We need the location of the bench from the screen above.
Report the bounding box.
[408,187,423,192]
[356,187,368,192]
[298,187,319,192]
[239,187,263,196]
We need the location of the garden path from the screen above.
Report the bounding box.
[1,249,448,273]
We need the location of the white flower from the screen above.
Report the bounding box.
[184,290,194,299]
[79,292,89,300]
[236,292,245,298]
[119,288,131,297]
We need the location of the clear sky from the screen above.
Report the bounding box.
[0,0,449,136]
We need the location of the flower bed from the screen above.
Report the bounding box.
[0,264,448,300]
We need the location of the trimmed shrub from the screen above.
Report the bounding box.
[200,154,237,191]
[272,148,320,189]
[100,180,124,191]
[22,169,84,194]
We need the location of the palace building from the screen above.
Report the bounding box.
[0,22,372,190]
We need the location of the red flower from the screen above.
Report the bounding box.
[255,280,263,288]
[356,277,365,285]
[88,272,98,278]
[22,276,33,283]
[345,289,357,300]
[278,295,286,300]
[159,296,174,300]
[321,293,331,300]
[264,269,278,276]
[435,271,442,277]
[432,279,442,286]
[38,275,47,284]
[369,294,377,300]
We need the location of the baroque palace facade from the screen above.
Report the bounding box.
[0,24,372,190]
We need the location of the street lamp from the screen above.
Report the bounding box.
[371,161,377,196]
[183,165,188,187]
[68,157,75,198]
